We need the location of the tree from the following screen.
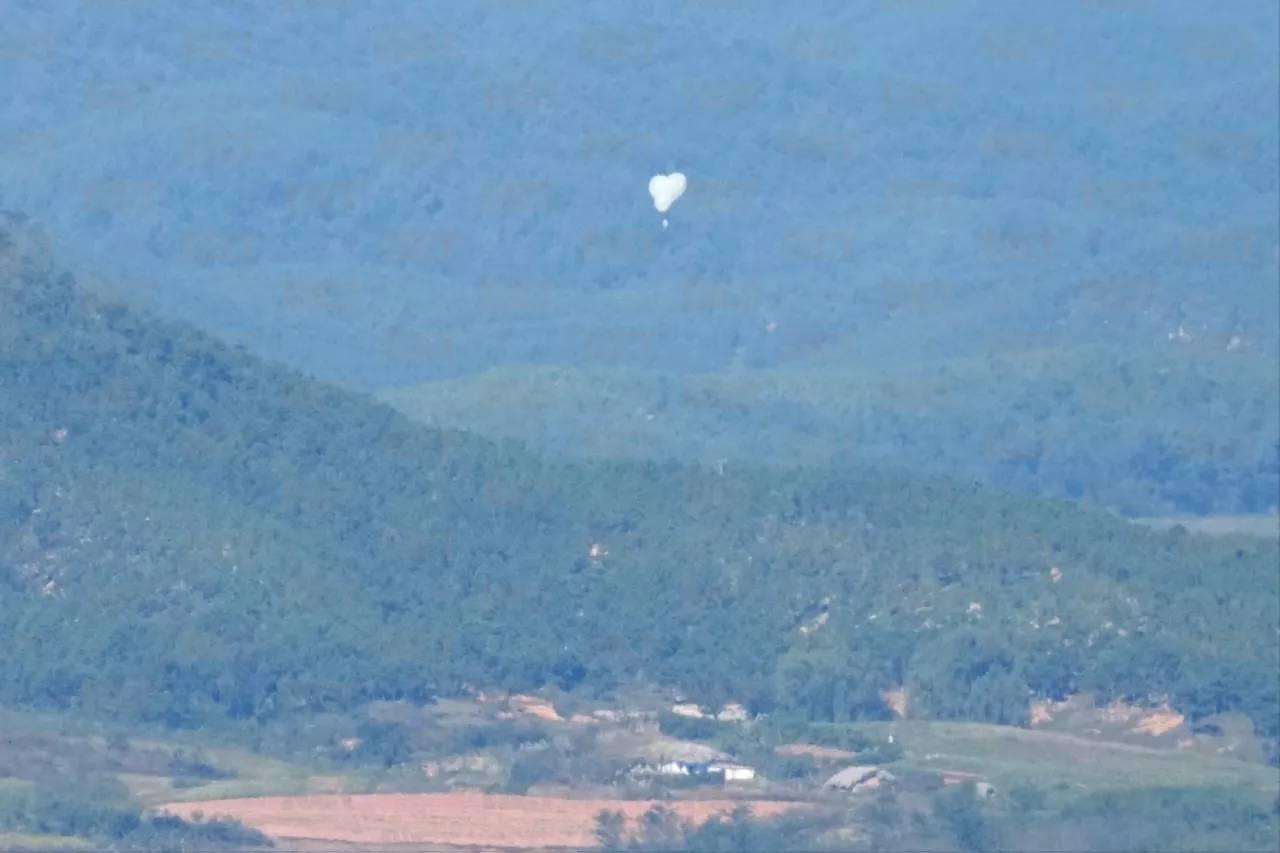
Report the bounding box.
[350,720,413,768]
[594,809,627,852]
[931,782,1003,853]
[635,805,689,849]
[505,745,564,794]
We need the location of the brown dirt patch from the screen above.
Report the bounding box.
[508,695,563,722]
[881,687,908,718]
[156,792,806,849]
[1134,711,1185,736]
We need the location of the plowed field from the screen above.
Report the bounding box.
[158,792,806,849]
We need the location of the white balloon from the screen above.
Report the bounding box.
[649,173,687,214]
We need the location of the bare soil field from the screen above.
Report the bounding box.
[156,792,807,849]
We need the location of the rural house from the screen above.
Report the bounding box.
[711,762,756,782]
[716,703,749,722]
[823,765,887,792]
[682,761,757,782]
[626,760,686,778]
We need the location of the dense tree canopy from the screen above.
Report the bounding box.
[1,216,1277,749]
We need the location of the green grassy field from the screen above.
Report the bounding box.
[1131,514,1280,538]
[118,739,367,808]
[0,832,93,851]
[0,707,370,813]
[864,720,1279,796]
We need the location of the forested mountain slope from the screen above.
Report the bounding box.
[1,215,1276,748]
[377,343,1280,518]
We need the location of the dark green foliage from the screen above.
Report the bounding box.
[930,783,1005,852]
[777,754,819,779]
[107,812,274,852]
[167,746,233,780]
[0,782,140,841]
[593,803,846,852]
[383,346,1280,520]
[1039,787,1280,853]
[632,804,688,849]
[595,808,628,851]
[504,745,564,795]
[450,721,548,754]
[907,628,1032,727]
[345,720,414,769]
[600,785,1280,853]
[0,219,1277,747]
[0,778,271,850]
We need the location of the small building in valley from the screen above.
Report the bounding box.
[630,760,757,784]
[823,766,886,792]
[713,763,757,782]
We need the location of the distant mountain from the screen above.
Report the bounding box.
[1,1,1276,386]
[377,344,1280,518]
[1,214,1276,747]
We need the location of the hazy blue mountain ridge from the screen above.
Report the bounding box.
[1,0,1274,387]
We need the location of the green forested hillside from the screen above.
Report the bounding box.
[376,344,1280,519]
[2,215,1277,750]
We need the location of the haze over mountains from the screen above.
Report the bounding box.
[378,345,1280,519]
[1,2,1278,848]
[2,0,1275,533]
[1,0,1276,388]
